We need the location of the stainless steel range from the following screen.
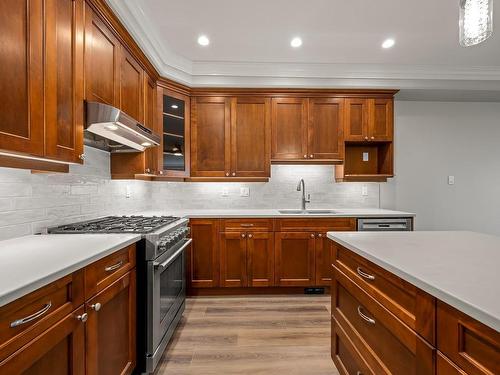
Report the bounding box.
[49,215,191,374]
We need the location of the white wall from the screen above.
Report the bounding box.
[0,146,152,241]
[381,101,500,235]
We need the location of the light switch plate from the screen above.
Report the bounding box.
[448,176,455,185]
[362,186,368,196]
[240,187,250,197]
[221,187,229,197]
[362,152,369,162]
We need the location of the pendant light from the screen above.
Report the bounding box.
[459,0,494,46]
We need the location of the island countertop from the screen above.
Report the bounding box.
[327,231,500,332]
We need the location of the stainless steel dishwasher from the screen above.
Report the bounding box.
[357,218,413,231]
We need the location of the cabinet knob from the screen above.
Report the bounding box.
[226,172,230,177]
[232,172,236,177]
[145,168,151,173]
[371,136,375,140]
[310,154,313,158]
[364,136,369,141]
[310,233,315,238]
[241,233,246,238]
[90,302,102,312]
[304,155,307,158]
[76,313,88,323]
[248,234,253,238]
[318,233,323,237]
[79,154,85,160]
[159,171,164,175]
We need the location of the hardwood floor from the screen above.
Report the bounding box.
[154,295,338,375]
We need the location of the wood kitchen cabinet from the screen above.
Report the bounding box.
[271,97,344,163]
[119,49,144,122]
[220,231,274,288]
[315,232,335,286]
[191,96,271,180]
[344,98,393,142]
[274,232,316,286]
[188,219,220,288]
[0,0,84,169]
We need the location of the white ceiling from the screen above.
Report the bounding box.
[107,0,500,100]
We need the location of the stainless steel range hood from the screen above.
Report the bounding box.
[85,101,160,152]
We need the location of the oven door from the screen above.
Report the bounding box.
[146,238,191,371]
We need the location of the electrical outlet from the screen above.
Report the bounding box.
[361,185,368,196]
[362,152,369,162]
[240,187,250,197]
[125,185,131,198]
[448,176,455,185]
[221,187,229,197]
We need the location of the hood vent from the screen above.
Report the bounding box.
[85,101,160,152]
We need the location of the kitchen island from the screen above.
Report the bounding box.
[327,231,499,375]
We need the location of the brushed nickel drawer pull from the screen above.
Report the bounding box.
[357,372,363,375]
[105,260,123,272]
[357,267,375,281]
[10,302,52,328]
[357,306,376,325]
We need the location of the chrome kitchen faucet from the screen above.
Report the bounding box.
[297,178,311,211]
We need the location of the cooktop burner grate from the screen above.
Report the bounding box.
[49,215,181,234]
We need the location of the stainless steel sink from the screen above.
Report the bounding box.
[278,209,338,215]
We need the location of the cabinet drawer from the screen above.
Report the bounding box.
[332,266,435,374]
[276,218,356,231]
[0,271,84,361]
[85,244,136,297]
[437,301,500,375]
[332,317,374,375]
[437,353,467,375]
[221,219,274,232]
[334,244,435,344]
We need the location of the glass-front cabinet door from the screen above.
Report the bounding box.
[158,87,190,177]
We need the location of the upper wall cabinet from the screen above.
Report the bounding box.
[0,0,84,167]
[84,3,120,107]
[119,49,144,122]
[191,96,271,180]
[271,98,344,163]
[345,98,393,142]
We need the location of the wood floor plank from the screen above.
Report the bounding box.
[154,295,338,375]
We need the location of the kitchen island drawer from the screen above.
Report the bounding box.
[437,301,500,375]
[0,271,84,361]
[333,244,435,344]
[332,316,375,375]
[220,219,274,232]
[437,353,467,375]
[332,266,435,374]
[85,244,136,297]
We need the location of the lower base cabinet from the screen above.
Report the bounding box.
[0,244,137,375]
[274,232,316,286]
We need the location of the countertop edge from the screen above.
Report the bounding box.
[0,235,141,308]
[327,233,500,333]
[182,213,416,218]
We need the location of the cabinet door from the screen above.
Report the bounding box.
[144,74,158,174]
[368,99,393,141]
[188,219,220,288]
[231,97,271,177]
[0,0,44,156]
[220,232,247,287]
[44,0,84,163]
[84,3,120,106]
[271,98,308,161]
[0,308,85,374]
[344,99,369,141]
[120,49,144,121]
[86,270,136,375]
[247,232,274,287]
[275,232,315,286]
[315,233,333,286]
[191,97,231,177]
[308,98,344,160]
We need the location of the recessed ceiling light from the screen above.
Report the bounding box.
[290,37,302,48]
[171,104,178,109]
[382,38,395,49]
[197,35,210,46]
[105,124,119,131]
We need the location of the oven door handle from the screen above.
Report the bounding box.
[154,239,192,270]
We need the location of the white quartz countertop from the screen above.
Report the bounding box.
[327,231,500,332]
[0,234,141,308]
[135,208,415,218]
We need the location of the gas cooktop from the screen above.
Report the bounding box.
[48,215,181,234]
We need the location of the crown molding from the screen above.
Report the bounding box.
[106,0,500,99]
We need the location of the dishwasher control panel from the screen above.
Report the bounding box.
[357,218,413,231]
